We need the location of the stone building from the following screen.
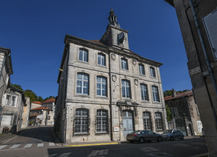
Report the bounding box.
[31,101,42,110]
[164,0,217,156]
[29,107,48,126]
[0,84,26,133]
[0,47,13,128]
[21,97,30,129]
[41,98,55,125]
[165,90,203,136]
[55,9,167,143]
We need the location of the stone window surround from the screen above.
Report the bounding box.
[4,94,17,107]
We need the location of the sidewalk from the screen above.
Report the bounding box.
[0,133,17,144]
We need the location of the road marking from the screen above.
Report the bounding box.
[0,145,7,150]
[24,144,32,148]
[88,149,108,157]
[141,147,160,152]
[37,143,44,147]
[146,147,160,151]
[49,142,56,146]
[59,152,71,157]
[10,144,20,149]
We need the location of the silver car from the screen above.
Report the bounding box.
[161,129,184,141]
[127,130,162,143]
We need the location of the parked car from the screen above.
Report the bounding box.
[126,130,162,143]
[161,129,184,141]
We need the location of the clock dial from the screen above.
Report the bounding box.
[117,32,124,45]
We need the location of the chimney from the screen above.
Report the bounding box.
[172,88,177,97]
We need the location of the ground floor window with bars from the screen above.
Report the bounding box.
[155,112,163,131]
[143,112,152,130]
[96,110,108,133]
[74,109,89,134]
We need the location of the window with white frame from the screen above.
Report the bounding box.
[150,67,156,77]
[77,73,89,95]
[97,76,107,97]
[155,112,163,131]
[98,53,106,66]
[79,49,88,62]
[152,85,160,102]
[96,110,108,133]
[74,109,89,134]
[141,84,149,101]
[121,58,128,70]
[122,80,130,98]
[143,112,152,130]
[139,64,145,75]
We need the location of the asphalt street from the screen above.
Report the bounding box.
[0,126,208,157]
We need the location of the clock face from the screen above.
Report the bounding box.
[117,32,124,45]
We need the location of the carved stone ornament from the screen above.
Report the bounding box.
[111,53,116,60]
[132,60,136,66]
[112,75,117,82]
[134,79,138,86]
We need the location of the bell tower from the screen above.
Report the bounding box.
[100,9,129,50]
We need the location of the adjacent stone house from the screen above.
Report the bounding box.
[31,101,42,110]
[0,84,26,133]
[0,47,13,129]
[55,9,167,143]
[165,90,203,136]
[41,98,55,125]
[29,107,48,126]
[164,0,217,156]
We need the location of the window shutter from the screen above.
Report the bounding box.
[203,9,217,59]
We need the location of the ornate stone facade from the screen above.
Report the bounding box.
[55,9,167,143]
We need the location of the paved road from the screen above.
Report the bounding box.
[0,127,208,157]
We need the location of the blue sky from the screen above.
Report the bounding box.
[0,0,192,99]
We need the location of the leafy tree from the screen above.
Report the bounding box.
[11,84,24,92]
[164,90,172,97]
[166,104,172,121]
[24,90,38,102]
[37,96,44,102]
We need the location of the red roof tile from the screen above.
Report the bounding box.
[42,98,55,104]
[31,107,48,111]
[32,101,42,104]
[164,91,193,101]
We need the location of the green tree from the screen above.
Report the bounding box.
[24,90,38,102]
[164,90,172,97]
[166,104,172,121]
[11,84,24,92]
[37,96,44,102]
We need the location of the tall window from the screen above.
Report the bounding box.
[98,53,106,66]
[150,67,156,77]
[122,80,130,98]
[121,58,128,70]
[75,109,89,134]
[155,112,163,131]
[143,112,152,130]
[139,64,145,75]
[11,96,16,106]
[79,49,88,62]
[77,73,89,95]
[152,86,160,102]
[141,84,149,101]
[96,110,108,133]
[97,76,107,96]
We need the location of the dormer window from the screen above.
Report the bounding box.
[121,58,128,70]
[150,67,156,78]
[79,49,88,62]
[98,53,106,66]
[139,64,145,75]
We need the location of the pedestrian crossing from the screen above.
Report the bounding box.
[0,142,58,151]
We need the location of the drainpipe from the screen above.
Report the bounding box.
[189,0,217,126]
[108,50,113,141]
